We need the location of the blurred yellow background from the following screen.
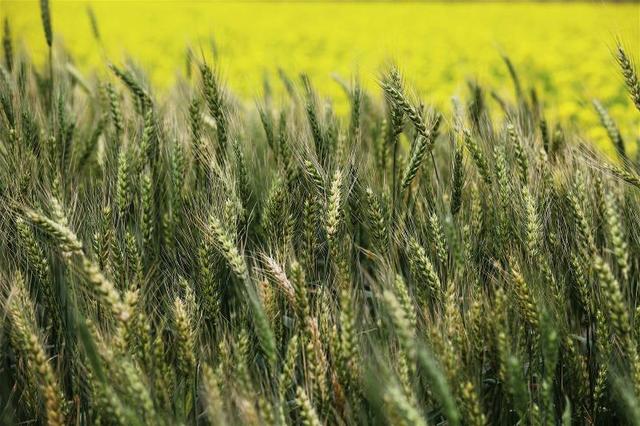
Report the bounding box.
[2,1,639,150]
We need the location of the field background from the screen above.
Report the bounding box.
[2,1,639,152]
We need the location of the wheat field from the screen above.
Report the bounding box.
[1,1,640,425]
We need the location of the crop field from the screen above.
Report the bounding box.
[2,1,640,152]
[1,1,640,425]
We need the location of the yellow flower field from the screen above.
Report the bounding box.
[2,1,639,151]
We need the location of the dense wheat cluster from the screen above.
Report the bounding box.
[1,5,640,425]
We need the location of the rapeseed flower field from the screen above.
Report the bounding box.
[2,1,639,151]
